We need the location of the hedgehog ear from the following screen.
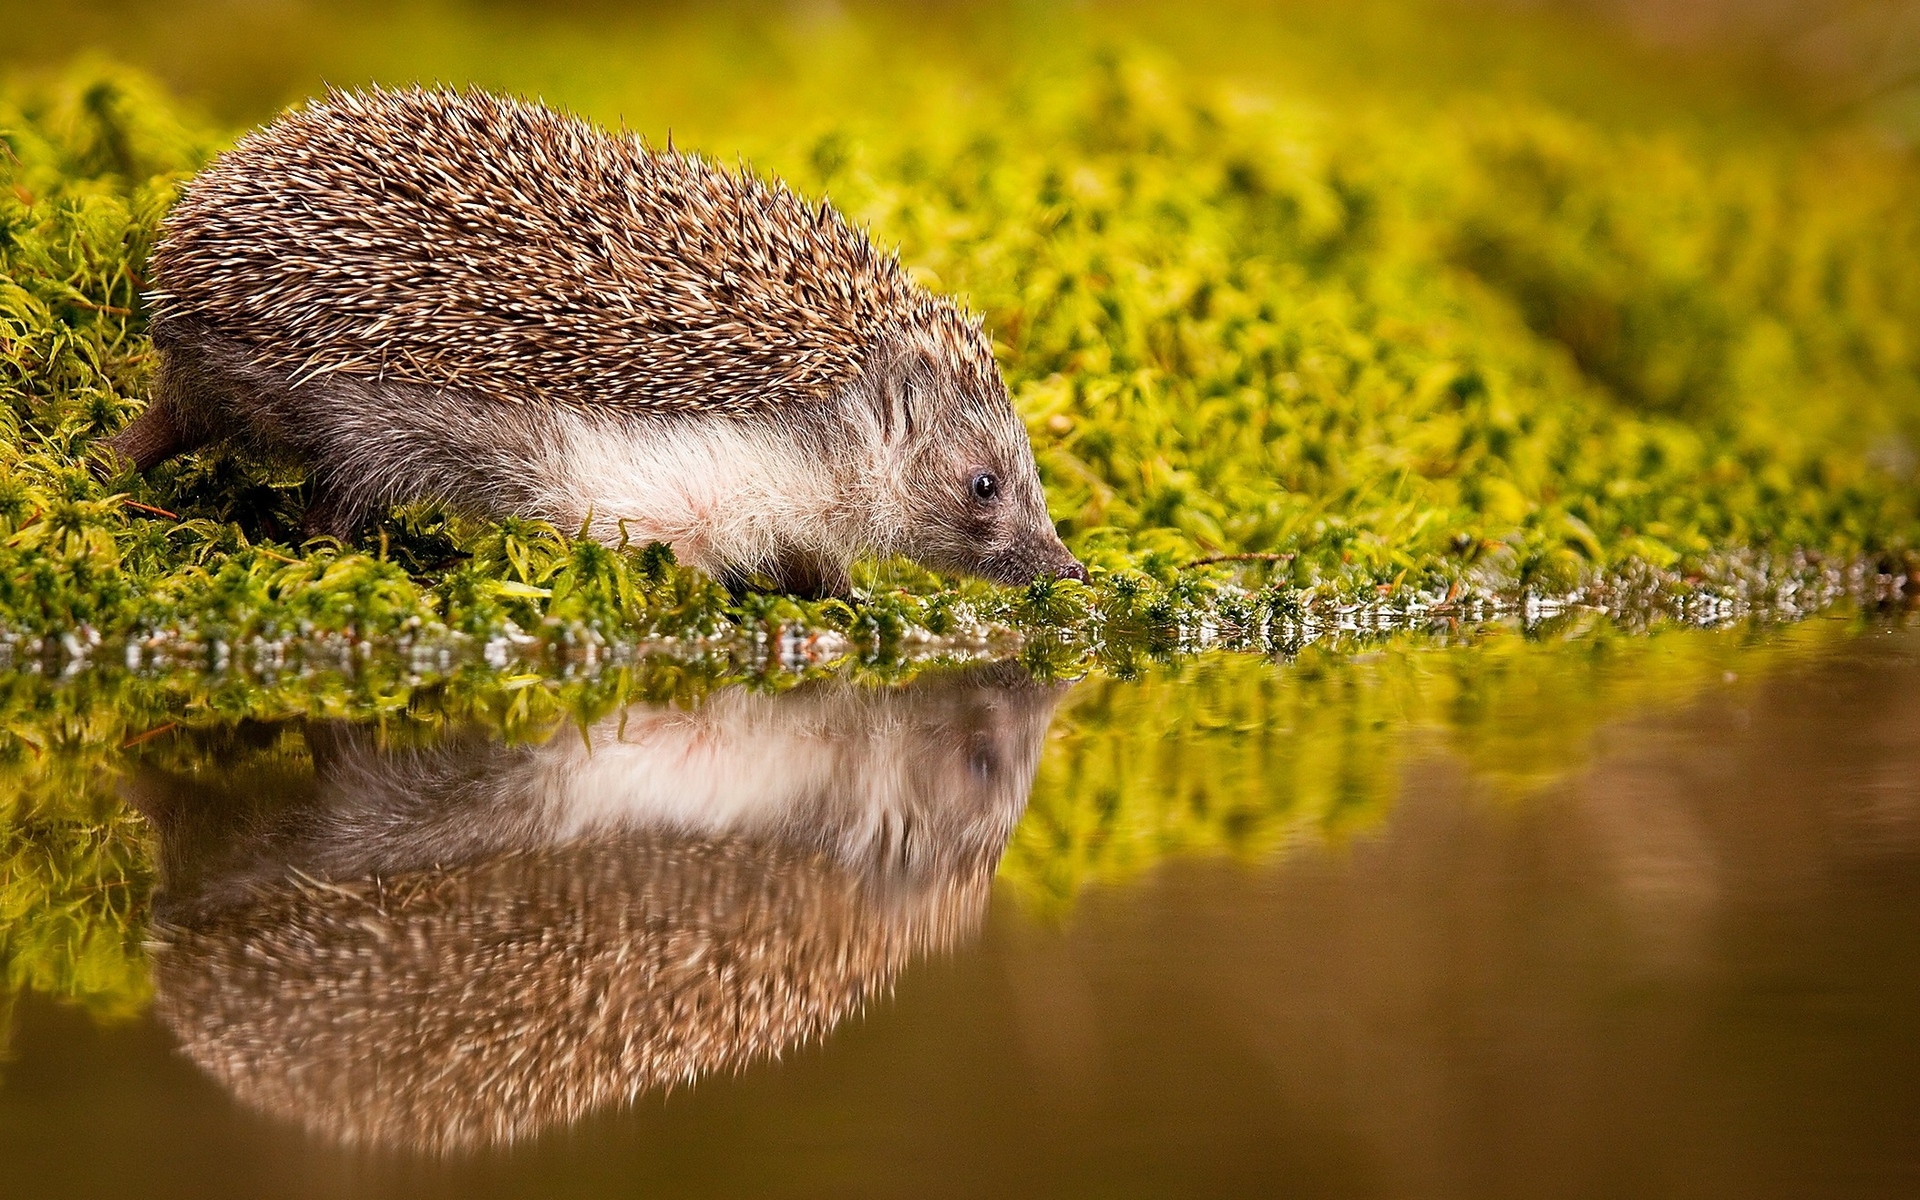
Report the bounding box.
[876,355,920,444]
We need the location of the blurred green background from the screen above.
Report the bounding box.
[6,0,1919,139]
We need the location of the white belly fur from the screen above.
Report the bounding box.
[532,699,915,863]
[528,409,857,575]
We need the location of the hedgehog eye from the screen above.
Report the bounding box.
[970,471,999,503]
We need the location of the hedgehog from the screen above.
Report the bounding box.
[131,662,1064,1150]
[106,87,1086,597]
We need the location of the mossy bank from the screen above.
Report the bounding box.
[4,9,1920,661]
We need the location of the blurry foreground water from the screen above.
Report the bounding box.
[2,615,1918,1197]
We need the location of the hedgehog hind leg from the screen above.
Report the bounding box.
[103,396,205,472]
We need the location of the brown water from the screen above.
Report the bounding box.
[3,624,1919,1198]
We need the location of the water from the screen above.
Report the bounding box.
[2,618,1918,1198]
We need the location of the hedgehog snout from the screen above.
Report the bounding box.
[1038,540,1090,584]
[977,529,1087,586]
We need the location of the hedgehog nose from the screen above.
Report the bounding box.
[1052,557,1089,584]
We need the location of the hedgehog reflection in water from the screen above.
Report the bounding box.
[107,88,1086,596]
[131,663,1064,1152]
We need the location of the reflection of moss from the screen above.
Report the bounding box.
[1002,613,1875,915]
[0,609,1893,1019]
[0,700,155,1021]
[0,804,151,1017]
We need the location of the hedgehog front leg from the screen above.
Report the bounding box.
[300,477,367,544]
[718,567,754,604]
[768,553,853,601]
[717,556,851,601]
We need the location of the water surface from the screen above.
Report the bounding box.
[2,619,1917,1197]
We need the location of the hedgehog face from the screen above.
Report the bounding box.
[878,663,1062,872]
[870,340,1087,587]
